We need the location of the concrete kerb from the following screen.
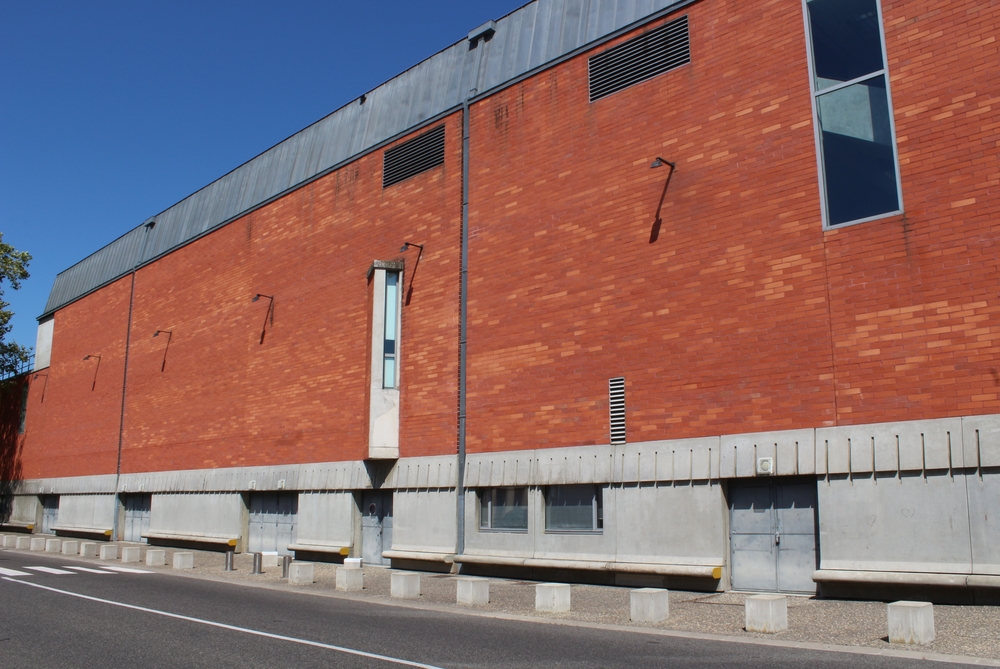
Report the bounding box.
[29,537,46,551]
[173,552,195,569]
[630,588,669,623]
[288,562,314,586]
[536,583,571,613]
[391,571,421,599]
[121,546,141,563]
[99,544,118,560]
[80,542,99,558]
[456,577,489,606]
[60,540,80,556]
[16,536,31,549]
[336,566,364,591]
[146,549,166,567]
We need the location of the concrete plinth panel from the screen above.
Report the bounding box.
[745,595,788,633]
[261,552,279,568]
[456,577,489,606]
[121,546,141,563]
[536,583,571,613]
[173,552,194,569]
[288,562,314,586]
[391,571,421,599]
[45,539,61,553]
[146,549,166,566]
[630,588,670,623]
[336,566,364,591]
[99,544,118,560]
[3,535,16,548]
[60,540,80,555]
[16,537,31,549]
[80,542,98,558]
[888,601,935,645]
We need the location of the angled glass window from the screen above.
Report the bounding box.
[805,0,901,227]
[479,488,528,531]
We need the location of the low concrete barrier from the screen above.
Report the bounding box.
[44,539,61,553]
[121,546,141,563]
[344,557,363,568]
[630,588,670,623]
[288,562,314,585]
[16,537,31,549]
[536,583,571,613]
[391,571,421,599]
[888,601,935,645]
[745,594,788,633]
[80,542,99,558]
[336,566,364,591]
[3,535,17,548]
[30,537,46,551]
[261,552,279,568]
[99,544,118,560]
[456,577,490,606]
[146,549,166,566]
[173,552,194,569]
[60,540,80,556]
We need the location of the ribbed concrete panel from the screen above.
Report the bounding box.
[43,0,686,317]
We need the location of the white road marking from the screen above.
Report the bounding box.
[0,567,32,576]
[100,566,152,574]
[4,577,444,669]
[65,566,116,574]
[24,566,75,575]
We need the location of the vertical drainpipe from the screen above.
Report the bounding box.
[457,30,489,558]
[111,217,156,541]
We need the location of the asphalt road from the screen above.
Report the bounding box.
[0,550,979,669]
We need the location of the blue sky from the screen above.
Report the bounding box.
[0,0,523,356]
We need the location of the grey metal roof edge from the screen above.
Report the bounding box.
[42,0,695,320]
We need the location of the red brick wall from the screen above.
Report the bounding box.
[464,0,1000,453]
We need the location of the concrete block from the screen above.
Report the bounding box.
[456,577,490,606]
[16,537,31,549]
[121,546,141,563]
[60,540,80,555]
[344,557,363,568]
[30,537,46,551]
[173,552,194,569]
[336,566,364,591]
[888,601,935,645]
[3,535,17,548]
[146,549,166,566]
[45,539,61,553]
[745,595,788,633]
[99,544,118,560]
[288,562,314,586]
[261,551,279,568]
[391,571,421,599]
[536,583,571,613]
[80,542,98,558]
[630,588,670,623]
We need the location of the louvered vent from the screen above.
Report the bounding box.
[383,125,446,188]
[609,377,626,445]
[588,15,690,102]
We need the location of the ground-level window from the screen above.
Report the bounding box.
[545,485,603,532]
[804,0,901,227]
[479,487,528,531]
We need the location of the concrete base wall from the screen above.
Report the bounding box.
[295,491,354,549]
[392,488,456,555]
[148,493,244,543]
[56,494,115,532]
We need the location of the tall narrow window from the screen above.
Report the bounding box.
[18,381,29,434]
[383,272,399,388]
[804,0,901,227]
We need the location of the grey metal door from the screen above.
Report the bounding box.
[123,494,151,543]
[361,490,393,565]
[730,479,818,593]
[248,493,297,555]
[40,495,58,534]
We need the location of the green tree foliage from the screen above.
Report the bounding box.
[0,234,31,378]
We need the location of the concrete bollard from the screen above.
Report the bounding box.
[391,571,421,599]
[16,536,32,550]
[536,583,571,613]
[99,544,118,560]
[630,588,670,623]
[121,546,141,563]
[30,537,46,551]
[288,562,314,586]
[45,538,62,553]
[344,557,363,568]
[80,542,99,558]
[60,540,80,556]
[745,594,788,633]
[146,549,166,566]
[173,552,194,570]
[888,601,935,645]
[3,535,17,548]
[456,577,490,606]
[261,552,279,568]
[336,566,364,591]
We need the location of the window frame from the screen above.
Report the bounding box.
[543,484,604,535]
[801,0,904,230]
[478,487,529,533]
[382,270,401,389]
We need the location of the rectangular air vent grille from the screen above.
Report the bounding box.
[609,377,626,445]
[382,125,446,188]
[588,15,690,102]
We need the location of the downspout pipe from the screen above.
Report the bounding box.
[111,217,156,540]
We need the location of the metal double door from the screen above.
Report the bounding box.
[361,490,393,566]
[729,479,818,594]
[248,492,297,555]
[123,494,151,543]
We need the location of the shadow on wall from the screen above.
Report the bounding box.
[0,375,27,523]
